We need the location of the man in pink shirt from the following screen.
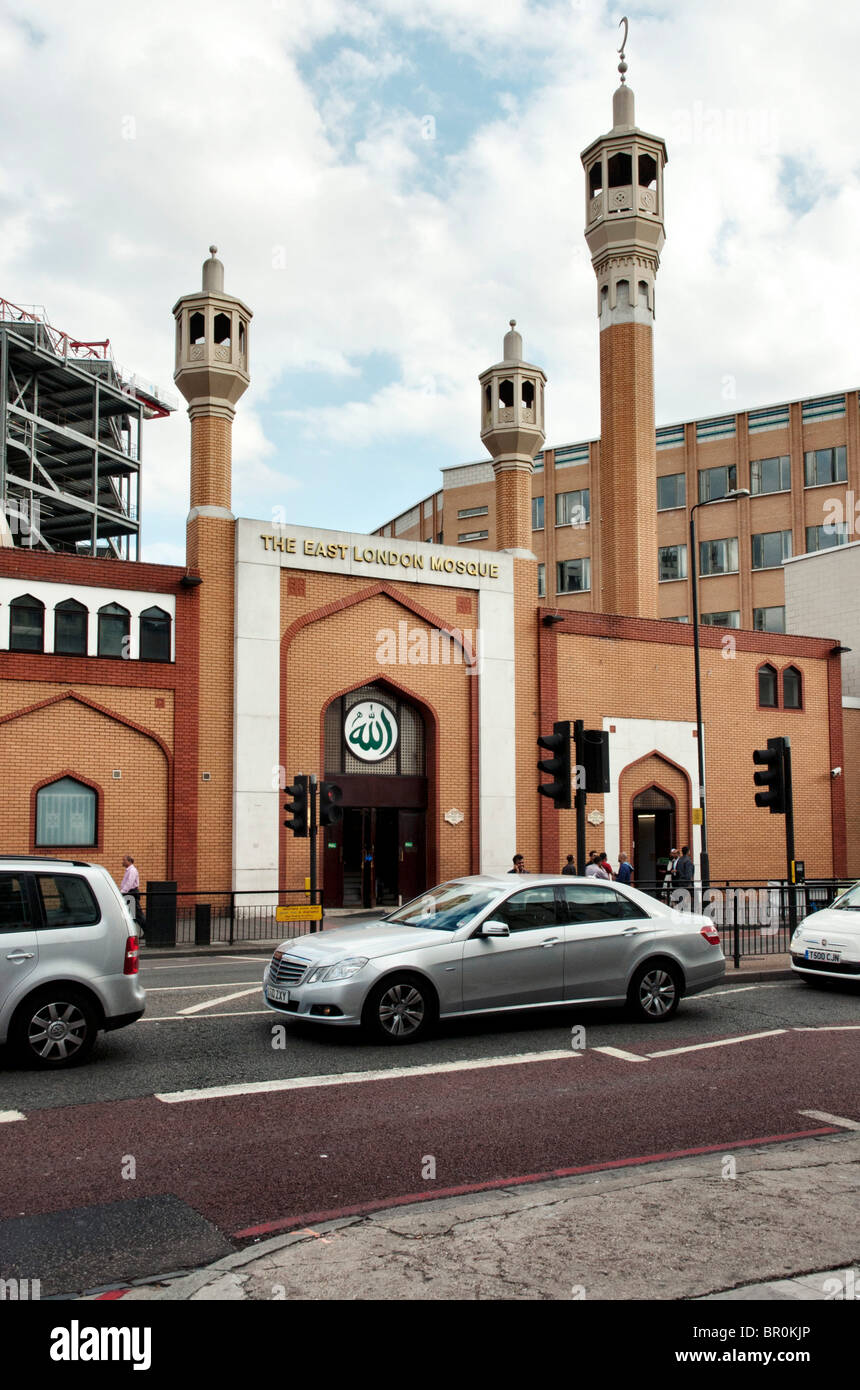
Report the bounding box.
[119,855,145,936]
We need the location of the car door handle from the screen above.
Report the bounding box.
[6,951,35,962]
[541,937,561,947]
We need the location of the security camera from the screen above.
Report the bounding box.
[831,767,842,778]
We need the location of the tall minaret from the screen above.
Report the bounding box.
[479,321,546,552]
[581,28,666,617]
[173,248,253,889]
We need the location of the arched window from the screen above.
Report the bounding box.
[783,666,802,709]
[758,663,778,708]
[139,606,171,662]
[213,312,231,346]
[35,776,97,847]
[98,602,130,658]
[54,598,88,656]
[521,380,535,409]
[9,594,45,652]
[498,379,514,409]
[608,151,632,187]
[189,311,205,345]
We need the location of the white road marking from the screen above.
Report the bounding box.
[647,1028,786,1058]
[141,956,268,971]
[592,1046,649,1063]
[699,983,785,997]
[140,1009,271,1021]
[0,1110,25,1123]
[798,1109,860,1131]
[146,981,262,993]
[156,1049,580,1103]
[179,987,261,1015]
[792,1025,860,1032]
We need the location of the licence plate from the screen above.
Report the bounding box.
[805,949,841,963]
[267,985,292,1004]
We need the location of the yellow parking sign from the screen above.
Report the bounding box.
[276,904,323,922]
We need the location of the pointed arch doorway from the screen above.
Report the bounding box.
[632,786,677,887]
[322,683,428,909]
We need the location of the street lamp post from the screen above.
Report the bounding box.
[689,488,750,889]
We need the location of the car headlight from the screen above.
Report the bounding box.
[304,957,369,984]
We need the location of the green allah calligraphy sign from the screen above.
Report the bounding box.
[344,701,399,763]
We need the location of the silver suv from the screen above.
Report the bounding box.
[0,857,145,1068]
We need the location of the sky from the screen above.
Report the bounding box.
[0,0,857,563]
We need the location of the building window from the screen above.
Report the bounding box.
[664,615,689,622]
[189,311,205,345]
[457,506,488,520]
[783,665,802,709]
[532,496,545,530]
[753,607,786,633]
[458,530,488,544]
[804,446,847,487]
[658,544,687,582]
[701,611,740,627]
[9,594,45,652]
[657,473,686,510]
[54,599,88,656]
[758,662,778,707]
[35,776,97,847]
[751,530,792,570]
[698,465,737,502]
[556,489,590,527]
[139,606,171,662]
[213,312,231,346]
[806,524,849,553]
[97,602,130,658]
[750,455,790,494]
[557,558,591,593]
[537,564,546,598]
[699,537,738,576]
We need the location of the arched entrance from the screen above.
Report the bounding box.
[632,786,677,887]
[322,683,427,908]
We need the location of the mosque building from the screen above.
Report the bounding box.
[0,58,851,903]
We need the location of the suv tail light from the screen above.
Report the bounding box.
[700,925,721,946]
[124,935,140,975]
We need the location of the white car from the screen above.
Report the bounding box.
[790,881,860,984]
[0,856,145,1067]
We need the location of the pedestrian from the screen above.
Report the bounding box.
[585,854,610,880]
[676,845,695,886]
[509,854,526,874]
[120,854,146,937]
[663,849,679,901]
[598,851,614,879]
[562,853,577,875]
[616,851,633,885]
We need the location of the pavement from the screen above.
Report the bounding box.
[96,1131,860,1301]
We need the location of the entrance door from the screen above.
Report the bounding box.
[632,787,676,889]
[330,805,427,909]
[397,810,425,907]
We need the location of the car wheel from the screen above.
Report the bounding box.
[363,975,436,1044]
[11,989,99,1068]
[628,962,682,1023]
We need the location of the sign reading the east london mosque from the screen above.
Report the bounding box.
[259,534,501,579]
[344,702,399,763]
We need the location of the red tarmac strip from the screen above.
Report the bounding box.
[232,1125,838,1238]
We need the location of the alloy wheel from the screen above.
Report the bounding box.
[27,1001,89,1061]
[377,983,426,1038]
[638,969,677,1019]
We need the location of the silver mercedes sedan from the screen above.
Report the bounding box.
[262,875,725,1043]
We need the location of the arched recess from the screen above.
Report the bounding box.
[0,690,173,875]
[317,675,441,907]
[618,751,693,887]
[280,583,479,901]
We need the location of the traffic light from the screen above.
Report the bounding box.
[753,738,786,814]
[319,781,343,827]
[284,775,309,837]
[537,720,572,810]
[580,728,610,793]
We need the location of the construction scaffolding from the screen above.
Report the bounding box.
[0,297,176,558]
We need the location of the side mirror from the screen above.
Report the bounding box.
[481,920,510,937]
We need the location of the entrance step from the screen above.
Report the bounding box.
[342,872,362,907]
